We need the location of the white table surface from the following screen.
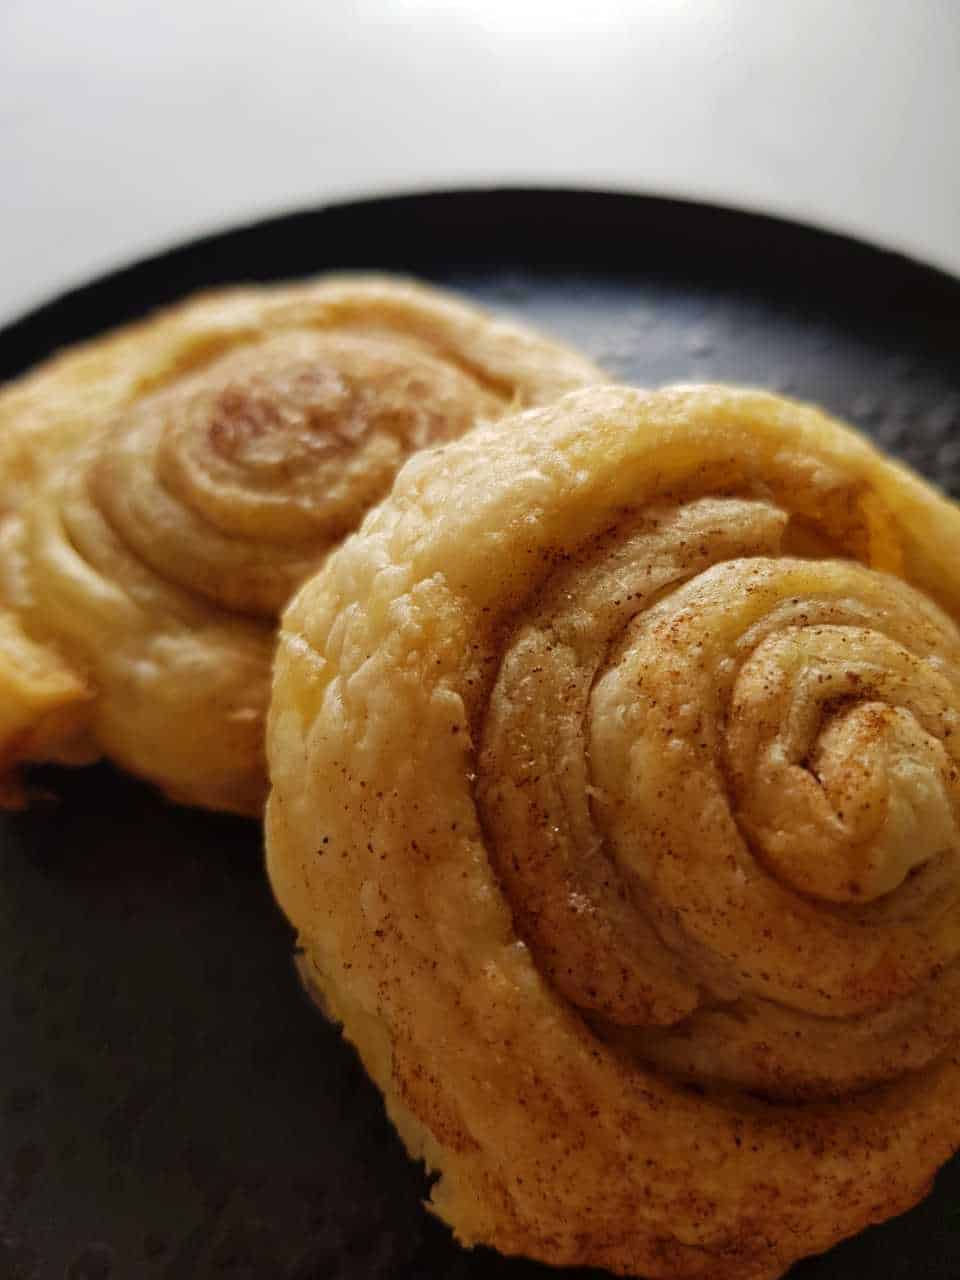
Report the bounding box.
[3,0,958,328]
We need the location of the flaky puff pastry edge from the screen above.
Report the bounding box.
[267,384,960,1279]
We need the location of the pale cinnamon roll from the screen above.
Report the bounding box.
[267,385,960,1279]
[0,277,602,812]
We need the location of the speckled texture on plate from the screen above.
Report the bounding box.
[3,190,960,1279]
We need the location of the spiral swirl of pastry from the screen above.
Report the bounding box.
[0,277,602,812]
[267,385,960,1280]
[91,329,507,616]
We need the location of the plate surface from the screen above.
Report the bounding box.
[3,189,960,1280]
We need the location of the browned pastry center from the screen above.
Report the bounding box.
[93,330,504,615]
[480,528,960,1102]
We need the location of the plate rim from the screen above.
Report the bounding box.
[3,184,960,381]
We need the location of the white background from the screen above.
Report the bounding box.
[2,0,958,326]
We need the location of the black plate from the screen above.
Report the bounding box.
[3,189,960,1280]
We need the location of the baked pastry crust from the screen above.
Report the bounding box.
[267,384,960,1279]
[0,276,602,812]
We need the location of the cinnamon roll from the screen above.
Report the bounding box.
[0,276,602,812]
[267,384,960,1279]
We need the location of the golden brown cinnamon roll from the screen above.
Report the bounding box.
[0,277,602,812]
[267,385,960,1280]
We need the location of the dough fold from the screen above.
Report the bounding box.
[267,384,960,1279]
[0,276,601,811]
